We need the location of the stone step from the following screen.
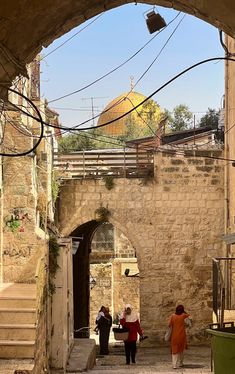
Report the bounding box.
[0,297,36,309]
[0,283,36,309]
[0,283,36,296]
[0,340,35,359]
[0,309,36,324]
[0,324,36,341]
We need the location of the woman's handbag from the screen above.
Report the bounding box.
[184,317,192,328]
[112,326,129,341]
[164,326,172,342]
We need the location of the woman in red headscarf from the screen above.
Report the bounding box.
[168,304,191,369]
[120,304,143,365]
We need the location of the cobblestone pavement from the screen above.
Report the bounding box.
[87,343,212,374]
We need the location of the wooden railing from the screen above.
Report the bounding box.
[53,149,154,179]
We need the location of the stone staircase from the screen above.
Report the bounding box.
[0,283,36,359]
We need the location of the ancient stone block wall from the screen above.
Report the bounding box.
[58,149,225,344]
[112,259,140,321]
[115,228,136,258]
[2,113,48,282]
[90,259,140,329]
[90,263,112,329]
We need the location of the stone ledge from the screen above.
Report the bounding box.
[66,339,96,373]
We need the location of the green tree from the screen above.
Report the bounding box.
[199,108,219,129]
[138,99,161,135]
[166,104,193,132]
[118,99,162,141]
[58,131,95,154]
[58,128,123,153]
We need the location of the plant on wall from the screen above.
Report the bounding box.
[37,191,47,230]
[103,175,115,190]
[49,236,60,296]
[51,171,61,204]
[95,205,111,222]
[5,209,29,233]
[6,218,21,232]
[140,168,154,186]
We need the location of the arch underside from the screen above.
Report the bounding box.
[0,0,235,95]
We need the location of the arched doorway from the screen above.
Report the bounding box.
[70,219,140,339]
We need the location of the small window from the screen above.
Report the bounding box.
[91,223,114,251]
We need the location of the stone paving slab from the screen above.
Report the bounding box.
[0,358,34,373]
[86,344,212,374]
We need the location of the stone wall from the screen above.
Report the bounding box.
[90,263,112,329]
[58,149,225,344]
[112,258,140,321]
[115,228,135,258]
[2,112,47,282]
[90,259,140,329]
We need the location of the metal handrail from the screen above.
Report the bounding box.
[74,326,91,333]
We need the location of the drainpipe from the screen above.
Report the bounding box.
[224,34,231,309]
[0,156,3,284]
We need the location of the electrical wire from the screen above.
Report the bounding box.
[124,96,157,136]
[5,56,235,161]
[4,96,134,149]
[131,13,186,92]
[41,13,104,61]
[157,145,230,162]
[0,85,44,157]
[7,56,234,133]
[8,12,182,140]
[47,12,181,104]
[53,56,235,132]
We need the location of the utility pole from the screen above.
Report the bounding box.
[193,114,196,145]
[81,97,108,127]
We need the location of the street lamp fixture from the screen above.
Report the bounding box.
[145,10,166,34]
[90,274,97,289]
[124,268,140,277]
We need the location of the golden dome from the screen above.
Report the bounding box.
[97,91,161,137]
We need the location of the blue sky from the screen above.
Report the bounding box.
[41,3,224,128]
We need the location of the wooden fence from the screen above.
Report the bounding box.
[53,150,154,179]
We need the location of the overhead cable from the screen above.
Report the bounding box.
[41,13,104,60]
[7,56,235,133]
[0,85,44,157]
[47,12,181,104]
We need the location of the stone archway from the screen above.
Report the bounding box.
[69,217,141,338]
[1,1,235,91]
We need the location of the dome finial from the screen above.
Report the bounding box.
[130,75,134,91]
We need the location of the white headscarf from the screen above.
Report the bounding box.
[121,304,139,323]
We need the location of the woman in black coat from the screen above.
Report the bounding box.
[96,306,112,355]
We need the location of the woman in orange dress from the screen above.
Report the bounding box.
[168,305,190,369]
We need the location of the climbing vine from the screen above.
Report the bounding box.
[49,236,60,296]
[51,171,60,204]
